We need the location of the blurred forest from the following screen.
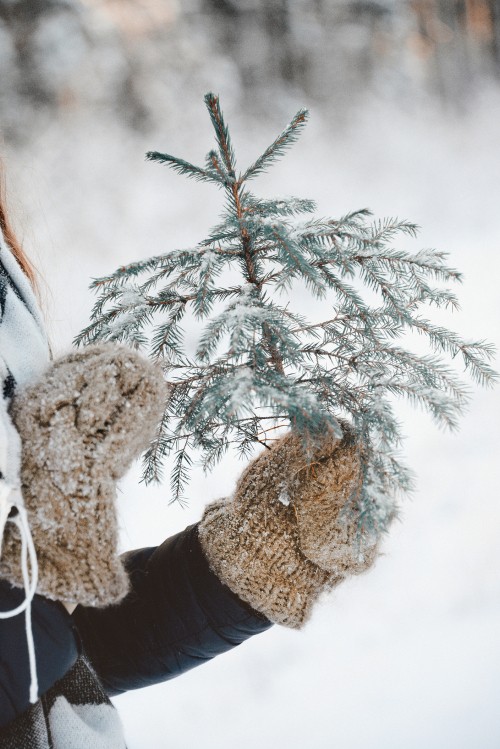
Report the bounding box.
[1,0,500,144]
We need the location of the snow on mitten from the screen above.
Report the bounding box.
[198,424,381,628]
[0,344,168,607]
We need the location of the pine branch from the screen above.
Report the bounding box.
[146,150,223,185]
[241,109,309,182]
[76,92,497,534]
[204,92,237,179]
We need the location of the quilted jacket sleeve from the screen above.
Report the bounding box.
[72,523,273,696]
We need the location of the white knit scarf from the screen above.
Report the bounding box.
[0,225,51,703]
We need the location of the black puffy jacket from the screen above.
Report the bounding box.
[0,523,272,746]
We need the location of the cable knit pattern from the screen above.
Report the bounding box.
[198,425,380,628]
[0,344,168,607]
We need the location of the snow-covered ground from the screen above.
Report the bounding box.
[7,87,500,748]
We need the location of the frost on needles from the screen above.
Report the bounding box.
[75,92,497,536]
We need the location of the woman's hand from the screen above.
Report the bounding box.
[0,344,167,608]
[198,425,382,628]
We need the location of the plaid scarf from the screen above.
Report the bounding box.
[0,654,126,749]
[0,228,50,495]
[0,226,51,703]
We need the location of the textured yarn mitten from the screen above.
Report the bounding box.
[198,425,381,628]
[0,344,167,607]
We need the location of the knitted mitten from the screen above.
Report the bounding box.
[0,344,167,607]
[198,425,381,628]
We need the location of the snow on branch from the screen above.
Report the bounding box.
[76,93,497,534]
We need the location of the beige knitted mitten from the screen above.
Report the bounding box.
[0,344,167,607]
[198,425,381,628]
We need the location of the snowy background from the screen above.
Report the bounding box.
[1,2,500,747]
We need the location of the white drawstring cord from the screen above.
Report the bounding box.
[0,494,40,704]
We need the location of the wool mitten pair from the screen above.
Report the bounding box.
[198,426,381,628]
[0,344,167,607]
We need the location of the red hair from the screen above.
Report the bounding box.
[0,164,38,292]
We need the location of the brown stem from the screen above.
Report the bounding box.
[231,182,285,376]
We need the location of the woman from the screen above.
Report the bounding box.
[0,170,379,748]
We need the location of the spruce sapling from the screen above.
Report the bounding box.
[75,92,497,537]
